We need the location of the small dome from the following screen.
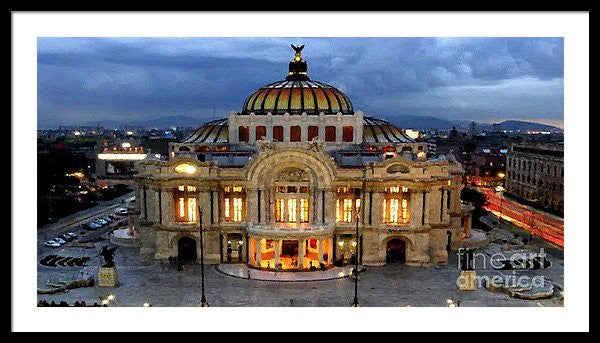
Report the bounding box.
[239,44,353,115]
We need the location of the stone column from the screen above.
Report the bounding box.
[298,240,304,269]
[274,240,280,267]
[249,124,256,143]
[328,238,333,264]
[371,191,383,225]
[255,238,261,265]
[318,239,324,264]
[324,189,336,224]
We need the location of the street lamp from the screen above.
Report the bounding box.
[198,206,209,307]
[352,208,360,307]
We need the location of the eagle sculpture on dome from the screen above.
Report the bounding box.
[291,44,305,61]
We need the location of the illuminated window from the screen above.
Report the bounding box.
[275,183,309,224]
[336,187,361,223]
[223,187,246,222]
[276,199,285,222]
[174,185,198,223]
[288,199,297,222]
[383,186,410,224]
[300,198,309,223]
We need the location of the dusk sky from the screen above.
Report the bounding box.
[37,37,564,129]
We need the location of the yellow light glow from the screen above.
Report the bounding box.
[497,172,506,178]
[143,302,151,307]
[101,299,109,305]
[107,294,115,301]
[174,163,197,174]
[73,131,81,136]
[338,241,344,247]
[126,131,134,135]
[121,142,131,148]
[404,129,420,140]
[98,153,147,160]
[417,151,426,159]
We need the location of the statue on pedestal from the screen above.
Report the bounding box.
[100,245,118,268]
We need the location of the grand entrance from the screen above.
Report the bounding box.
[178,237,197,262]
[280,240,299,268]
[386,239,406,263]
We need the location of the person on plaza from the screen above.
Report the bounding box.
[81,300,86,307]
[74,301,80,307]
[50,301,56,307]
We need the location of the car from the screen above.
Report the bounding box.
[65,232,78,239]
[117,219,129,227]
[95,220,108,227]
[52,237,66,244]
[115,208,128,215]
[83,222,101,230]
[45,241,62,248]
[59,233,74,242]
[109,214,120,220]
[101,216,113,223]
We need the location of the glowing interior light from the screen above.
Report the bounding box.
[233,198,243,222]
[98,153,147,160]
[121,142,131,148]
[179,198,185,218]
[188,197,197,222]
[404,129,420,140]
[338,241,344,247]
[288,199,297,222]
[174,163,197,174]
[417,151,426,159]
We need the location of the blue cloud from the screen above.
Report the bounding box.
[37,37,564,128]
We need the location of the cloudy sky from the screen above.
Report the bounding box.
[37,37,564,129]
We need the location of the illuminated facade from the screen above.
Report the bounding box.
[134,46,467,269]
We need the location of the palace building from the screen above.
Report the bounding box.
[133,45,468,270]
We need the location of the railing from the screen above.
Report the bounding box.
[247,222,335,238]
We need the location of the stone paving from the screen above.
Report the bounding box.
[37,237,564,307]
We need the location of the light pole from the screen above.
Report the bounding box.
[198,206,209,307]
[352,209,360,307]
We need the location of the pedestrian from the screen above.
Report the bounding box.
[74,301,80,307]
[81,300,87,307]
[50,301,56,307]
[168,256,173,265]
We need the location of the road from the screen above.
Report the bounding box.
[38,192,135,256]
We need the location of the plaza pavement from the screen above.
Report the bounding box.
[37,238,564,307]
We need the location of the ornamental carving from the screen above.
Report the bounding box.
[387,164,410,174]
[277,168,309,182]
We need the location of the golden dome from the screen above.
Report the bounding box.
[240,45,354,115]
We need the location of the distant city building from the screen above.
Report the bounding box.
[96,141,146,188]
[505,142,564,214]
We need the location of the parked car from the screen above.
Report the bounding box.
[93,218,108,226]
[44,240,62,248]
[117,219,129,227]
[109,214,120,220]
[115,208,128,216]
[50,237,66,245]
[83,222,101,230]
[65,232,78,239]
[101,216,113,223]
[59,233,74,242]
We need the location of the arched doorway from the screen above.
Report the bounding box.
[386,239,406,263]
[178,237,197,262]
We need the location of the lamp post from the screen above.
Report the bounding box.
[198,206,209,307]
[352,209,360,307]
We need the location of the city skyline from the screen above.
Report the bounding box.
[38,37,564,129]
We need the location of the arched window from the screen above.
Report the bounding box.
[174,185,198,223]
[238,125,249,142]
